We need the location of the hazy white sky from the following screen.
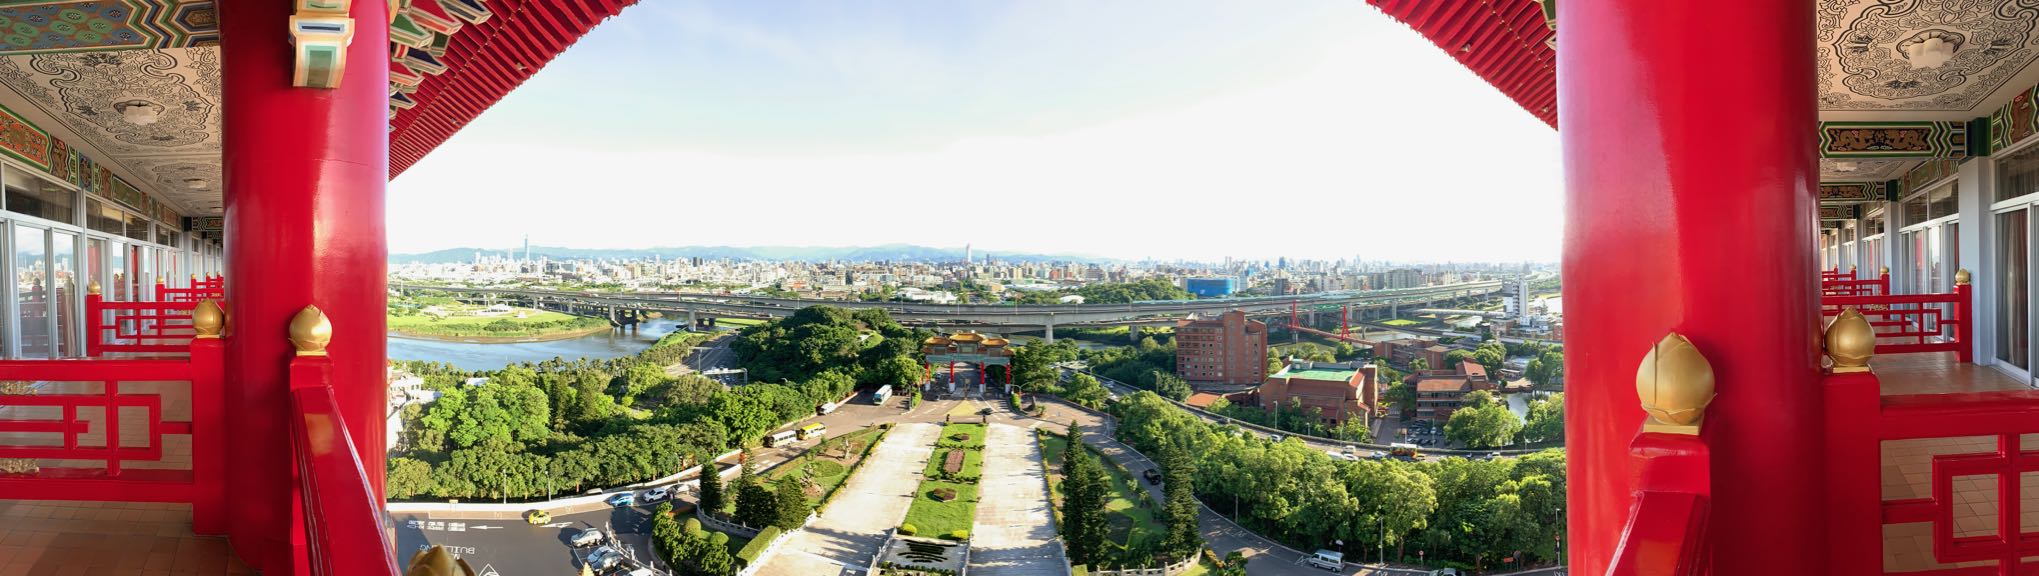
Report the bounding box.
[388,0,1562,262]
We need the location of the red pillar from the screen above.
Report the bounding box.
[219,1,390,572]
[1560,1,1819,573]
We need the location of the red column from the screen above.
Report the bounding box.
[1560,1,1819,573]
[218,1,390,572]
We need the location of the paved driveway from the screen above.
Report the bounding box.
[751,422,939,576]
[968,423,1067,576]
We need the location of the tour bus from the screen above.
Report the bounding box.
[1389,443,1424,460]
[873,385,894,405]
[798,423,827,440]
[764,430,798,448]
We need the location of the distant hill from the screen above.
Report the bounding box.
[391,244,1108,265]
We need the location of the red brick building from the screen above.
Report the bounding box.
[1407,362,1497,421]
[1373,337,1449,369]
[1258,359,1379,427]
[1174,310,1268,387]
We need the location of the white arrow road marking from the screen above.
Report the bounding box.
[542,522,574,528]
[477,563,502,576]
[470,525,502,530]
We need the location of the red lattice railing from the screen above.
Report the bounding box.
[1823,268,1851,281]
[157,275,225,303]
[0,336,226,534]
[1823,366,2039,575]
[1824,271,1891,298]
[1820,282,1973,362]
[85,292,200,357]
[1607,425,1711,576]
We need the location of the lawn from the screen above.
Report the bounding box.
[387,305,609,339]
[937,423,987,450]
[924,446,984,480]
[713,317,768,327]
[1380,318,1423,327]
[719,426,887,513]
[902,480,979,539]
[1037,432,1167,554]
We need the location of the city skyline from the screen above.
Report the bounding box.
[387,0,1563,263]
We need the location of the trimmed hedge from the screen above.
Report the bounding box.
[735,526,781,565]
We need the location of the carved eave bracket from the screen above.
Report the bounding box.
[291,0,357,89]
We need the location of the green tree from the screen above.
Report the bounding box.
[773,476,811,529]
[698,453,726,516]
[1152,370,1193,402]
[1444,349,1473,369]
[1445,401,1521,449]
[1330,418,1374,443]
[1060,426,1110,565]
[1065,373,1109,408]
[1161,446,1203,557]
[1523,393,1564,443]
[386,457,436,499]
[1410,357,1430,371]
[734,461,777,527]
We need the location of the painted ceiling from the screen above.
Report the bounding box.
[1821,158,1920,181]
[0,0,220,217]
[1818,0,2039,120]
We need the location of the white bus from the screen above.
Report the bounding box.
[764,430,798,447]
[873,385,894,405]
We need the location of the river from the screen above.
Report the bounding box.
[385,318,691,371]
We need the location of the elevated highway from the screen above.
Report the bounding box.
[392,281,1504,340]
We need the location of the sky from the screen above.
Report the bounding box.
[388,0,1563,263]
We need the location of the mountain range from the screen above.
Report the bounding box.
[389,244,1110,265]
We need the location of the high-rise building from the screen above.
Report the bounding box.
[1175,310,1268,387]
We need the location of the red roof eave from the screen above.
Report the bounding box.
[1365,0,1557,129]
[389,0,643,177]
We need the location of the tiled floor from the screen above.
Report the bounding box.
[1873,353,2039,572]
[0,380,245,574]
[0,500,249,575]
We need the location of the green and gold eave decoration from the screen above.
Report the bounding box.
[290,0,356,89]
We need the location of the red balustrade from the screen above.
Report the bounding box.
[0,332,226,534]
[158,275,226,303]
[1822,365,2039,575]
[85,292,200,357]
[1823,268,1851,281]
[288,353,401,576]
[1823,271,1891,298]
[1820,282,1973,362]
[1607,432,1712,576]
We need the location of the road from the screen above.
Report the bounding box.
[666,331,738,379]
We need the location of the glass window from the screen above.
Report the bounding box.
[156,228,175,248]
[123,213,148,242]
[16,226,48,358]
[109,241,126,300]
[52,231,73,357]
[86,200,122,234]
[2004,145,2039,202]
[4,168,73,224]
[1999,210,2029,370]
[1930,183,1959,220]
[1868,213,1886,236]
[1906,197,1930,225]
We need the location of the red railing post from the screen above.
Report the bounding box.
[189,300,226,535]
[85,288,102,357]
[1822,369,1882,575]
[1879,269,1891,296]
[286,305,401,576]
[1956,276,1974,363]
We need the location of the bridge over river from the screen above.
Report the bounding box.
[393,281,1504,341]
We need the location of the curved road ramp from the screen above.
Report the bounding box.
[968,423,1068,576]
[751,422,940,576]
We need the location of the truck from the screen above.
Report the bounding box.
[873,385,894,405]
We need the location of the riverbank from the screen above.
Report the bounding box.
[387,307,612,342]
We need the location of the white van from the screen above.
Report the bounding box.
[1306,549,1343,571]
[818,402,838,415]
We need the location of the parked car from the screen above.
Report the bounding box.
[585,547,625,571]
[570,528,606,548]
[605,492,635,507]
[1142,468,1162,485]
[977,407,995,416]
[643,487,671,503]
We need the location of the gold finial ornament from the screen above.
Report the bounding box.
[1880,266,1890,276]
[406,545,477,576]
[1956,268,1972,285]
[1826,308,1876,373]
[87,281,100,296]
[1636,333,1715,435]
[289,305,332,356]
[190,273,198,281]
[192,300,224,339]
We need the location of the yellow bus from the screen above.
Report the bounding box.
[798,423,827,440]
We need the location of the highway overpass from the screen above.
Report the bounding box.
[392,281,1505,340]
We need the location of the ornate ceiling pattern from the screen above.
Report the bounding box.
[0,1,216,53]
[1817,0,2039,112]
[0,46,220,213]
[1822,158,1920,181]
